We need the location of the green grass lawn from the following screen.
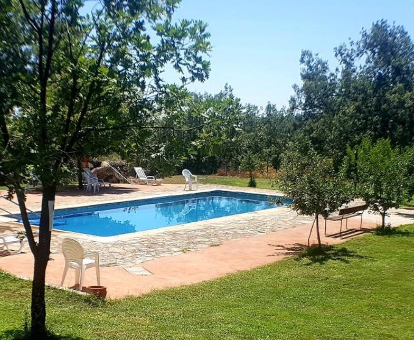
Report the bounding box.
[163,175,278,190]
[2,175,278,193]
[1,225,414,339]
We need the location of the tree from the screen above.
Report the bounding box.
[121,86,201,177]
[181,85,244,174]
[405,145,414,198]
[279,142,352,248]
[0,0,210,336]
[291,50,338,122]
[260,103,295,173]
[344,139,411,228]
[289,21,414,165]
[240,151,259,187]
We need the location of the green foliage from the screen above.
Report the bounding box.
[240,151,258,174]
[344,138,411,228]
[0,0,211,335]
[271,153,282,171]
[279,143,352,217]
[147,19,414,178]
[0,0,212,190]
[279,141,352,246]
[99,19,414,180]
[290,20,414,164]
[374,224,397,236]
[184,84,245,174]
[119,87,197,177]
[134,85,296,176]
[248,177,257,188]
[239,151,259,187]
[405,145,414,197]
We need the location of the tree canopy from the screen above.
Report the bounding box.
[278,142,352,247]
[344,139,412,228]
[0,0,211,336]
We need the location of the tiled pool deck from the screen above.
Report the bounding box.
[1,184,312,266]
[1,183,413,298]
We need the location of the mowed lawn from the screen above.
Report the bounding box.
[1,226,414,340]
[163,175,277,190]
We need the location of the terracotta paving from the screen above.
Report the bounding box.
[1,184,413,299]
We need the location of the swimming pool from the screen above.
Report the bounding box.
[27,190,286,236]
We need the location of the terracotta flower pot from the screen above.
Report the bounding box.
[86,285,107,299]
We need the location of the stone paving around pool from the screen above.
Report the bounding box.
[0,184,313,267]
[54,207,312,267]
[1,183,414,298]
[1,183,413,269]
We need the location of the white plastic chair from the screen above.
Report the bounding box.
[0,235,25,254]
[60,238,100,290]
[83,168,111,188]
[182,169,198,190]
[83,171,99,193]
[134,167,156,185]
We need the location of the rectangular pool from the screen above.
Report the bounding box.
[27,190,286,236]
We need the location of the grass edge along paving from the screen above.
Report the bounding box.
[1,224,414,340]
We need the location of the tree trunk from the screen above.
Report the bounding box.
[77,157,84,190]
[31,256,48,337]
[30,185,56,337]
[315,213,322,249]
[381,211,386,229]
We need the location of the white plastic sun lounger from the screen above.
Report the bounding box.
[134,167,156,185]
[0,235,26,254]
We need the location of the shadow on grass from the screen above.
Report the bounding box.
[374,226,414,237]
[295,244,369,266]
[1,329,86,340]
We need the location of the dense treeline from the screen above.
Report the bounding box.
[131,20,414,177]
[132,86,296,176]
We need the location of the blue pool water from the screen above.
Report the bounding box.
[27,191,286,236]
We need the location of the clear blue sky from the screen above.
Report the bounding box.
[83,0,414,108]
[165,0,414,108]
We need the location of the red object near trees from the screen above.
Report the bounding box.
[82,156,89,168]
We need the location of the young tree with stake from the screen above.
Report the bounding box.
[279,142,352,248]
